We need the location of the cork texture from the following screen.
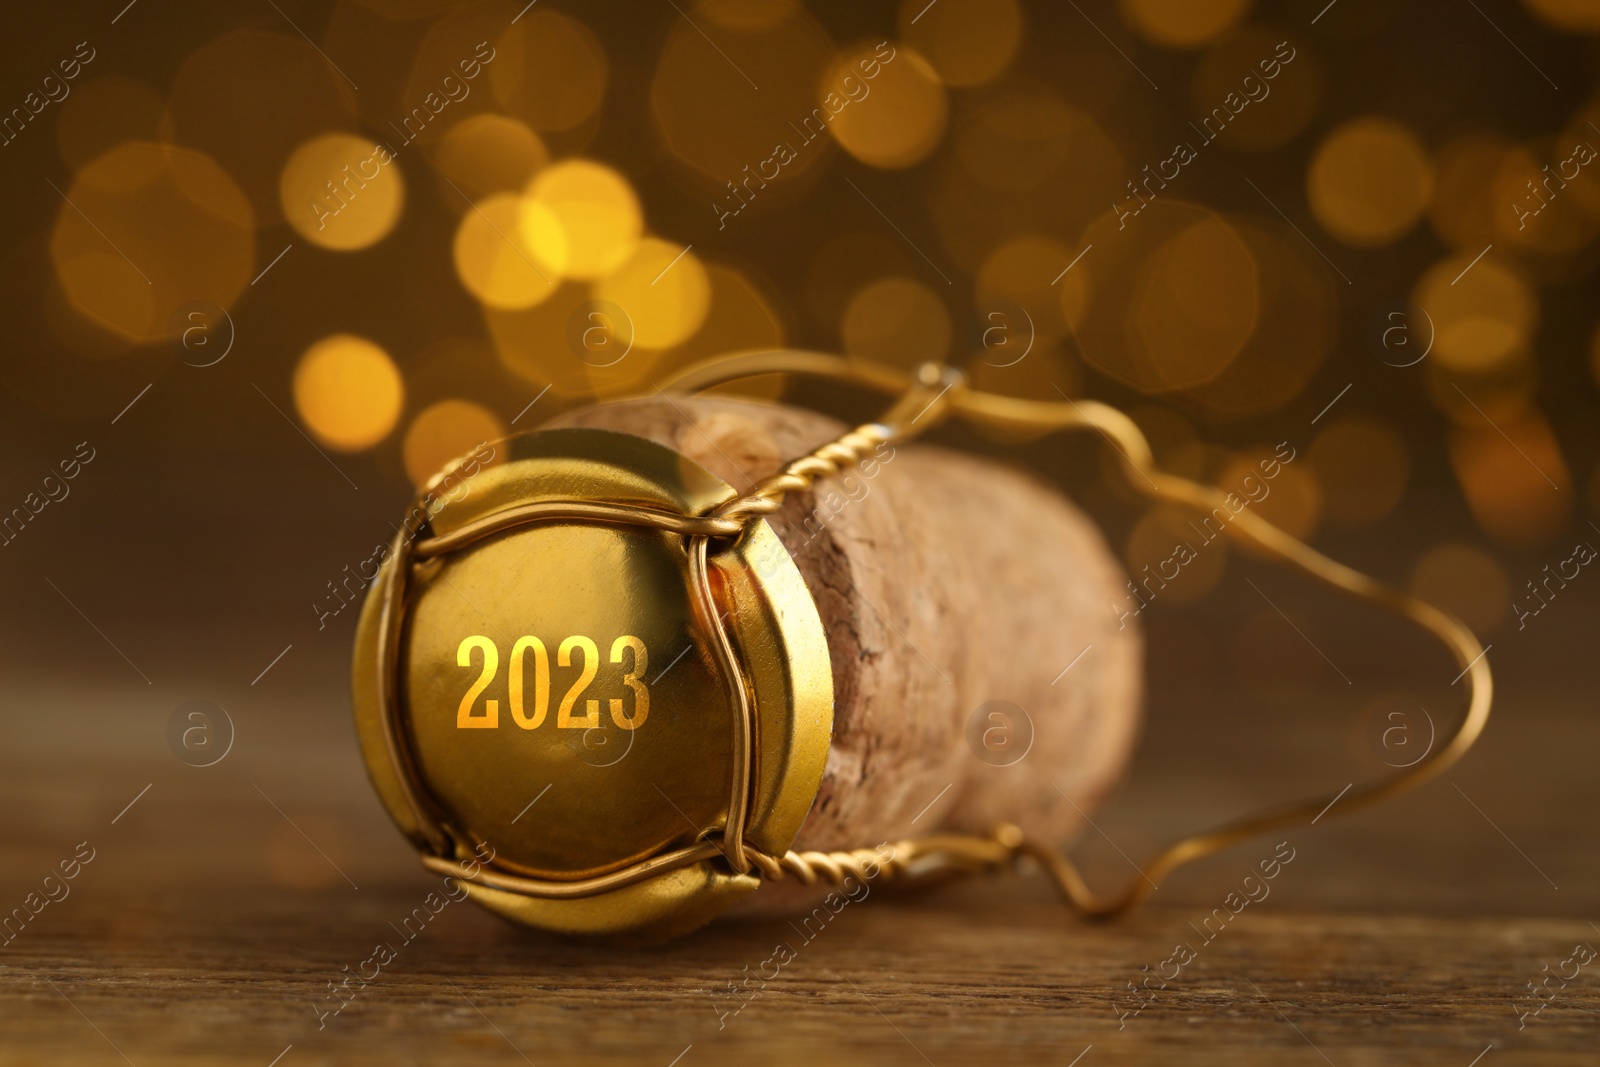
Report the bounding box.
[546,396,1142,862]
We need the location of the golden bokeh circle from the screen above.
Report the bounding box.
[1191,28,1319,152]
[1118,0,1251,49]
[650,2,838,189]
[163,30,357,223]
[701,0,802,31]
[1520,0,1600,32]
[491,9,608,132]
[1183,216,1336,417]
[434,114,549,207]
[1448,409,1571,547]
[1308,417,1410,526]
[453,192,558,310]
[593,237,711,350]
[1411,252,1535,374]
[49,141,254,344]
[1407,543,1510,637]
[1071,202,1261,395]
[897,0,1023,88]
[842,276,952,370]
[279,133,405,251]
[403,399,507,489]
[824,43,949,169]
[976,233,1074,352]
[1308,117,1433,247]
[521,160,642,280]
[1428,133,1513,251]
[1222,448,1323,546]
[293,334,405,451]
[1125,505,1228,604]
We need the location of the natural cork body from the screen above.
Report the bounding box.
[549,396,1142,863]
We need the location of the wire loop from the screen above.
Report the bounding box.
[660,350,1494,919]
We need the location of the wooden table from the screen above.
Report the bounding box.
[3,623,1596,1065]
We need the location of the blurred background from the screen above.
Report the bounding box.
[2,1,1600,1056]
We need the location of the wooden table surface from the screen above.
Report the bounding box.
[3,607,1597,1066]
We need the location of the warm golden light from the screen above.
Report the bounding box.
[454,192,557,310]
[293,335,405,451]
[1308,417,1410,526]
[1412,252,1535,373]
[701,0,802,31]
[403,399,507,489]
[1520,0,1600,32]
[1222,449,1323,544]
[1449,408,1571,546]
[898,0,1023,87]
[824,43,948,169]
[1308,117,1433,247]
[1118,0,1250,49]
[279,133,405,251]
[1125,505,1228,604]
[491,9,608,132]
[1191,27,1320,151]
[521,160,642,280]
[1408,542,1511,637]
[593,238,711,350]
[650,3,837,189]
[49,142,254,344]
[977,234,1075,352]
[842,276,952,370]
[1129,214,1259,392]
[434,114,549,207]
[1074,202,1263,394]
[1428,133,1513,251]
[164,30,357,223]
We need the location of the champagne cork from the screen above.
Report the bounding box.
[546,396,1143,865]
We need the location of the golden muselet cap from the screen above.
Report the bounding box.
[351,426,835,942]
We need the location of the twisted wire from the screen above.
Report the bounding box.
[710,424,894,528]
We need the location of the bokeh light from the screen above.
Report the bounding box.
[1411,251,1535,374]
[49,142,254,343]
[1308,117,1433,247]
[292,335,405,451]
[842,276,952,369]
[1407,542,1511,637]
[1222,448,1323,543]
[1520,0,1600,32]
[592,237,711,350]
[824,43,948,170]
[1125,505,1228,604]
[897,0,1023,88]
[1428,133,1514,251]
[1118,0,1251,49]
[1073,201,1260,394]
[433,114,549,208]
[454,192,557,310]
[651,2,837,188]
[279,133,405,251]
[976,233,1075,353]
[491,9,608,132]
[521,160,641,280]
[1308,416,1410,526]
[1190,27,1320,152]
[163,30,357,223]
[403,399,507,489]
[1449,407,1572,546]
[1183,216,1336,417]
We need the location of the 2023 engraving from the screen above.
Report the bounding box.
[455,634,649,731]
